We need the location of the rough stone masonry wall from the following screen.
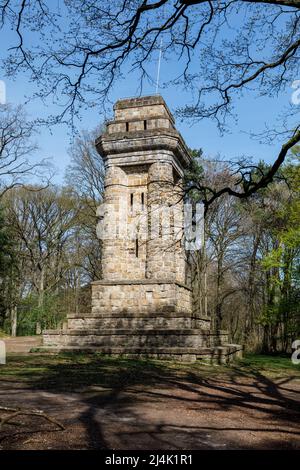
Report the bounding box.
[108,96,175,135]
[101,158,186,285]
[173,176,186,284]
[146,161,186,284]
[114,96,175,123]
[91,282,192,316]
[101,165,126,280]
[101,164,148,280]
[66,315,211,331]
[107,117,172,134]
[125,165,148,278]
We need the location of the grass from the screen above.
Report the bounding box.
[0,329,9,338]
[0,353,299,392]
[0,353,170,390]
[237,353,300,375]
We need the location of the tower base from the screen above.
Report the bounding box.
[43,329,242,364]
[42,281,242,364]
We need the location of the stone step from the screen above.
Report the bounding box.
[43,328,229,349]
[67,316,211,330]
[67,312,210,319]
[44,328,222,336]
[44,334,209,348]
[3,336,42,354]
[39,344,243,364]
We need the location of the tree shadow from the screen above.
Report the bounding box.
[0,354,299,449]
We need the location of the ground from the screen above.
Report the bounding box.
[0,338,299,450]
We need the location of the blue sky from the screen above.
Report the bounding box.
[0,7,296,184]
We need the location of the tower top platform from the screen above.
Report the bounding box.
[96,95,192,171]
[113,95,175,124]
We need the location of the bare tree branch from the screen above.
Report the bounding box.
[0,1,299,204]
[0,104,51,198]
[187,129,300,213]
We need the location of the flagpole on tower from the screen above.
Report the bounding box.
[155,36,163,94]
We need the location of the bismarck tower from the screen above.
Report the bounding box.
[43,95,242,362]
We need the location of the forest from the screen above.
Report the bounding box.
[0,104,299,354]
[0,0,300,456]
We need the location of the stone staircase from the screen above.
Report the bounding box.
[43,313,242,363]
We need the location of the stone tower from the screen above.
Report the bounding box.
[43,95,242,362]
[93,95,194,324]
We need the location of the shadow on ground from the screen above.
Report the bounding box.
[0,353,299,449]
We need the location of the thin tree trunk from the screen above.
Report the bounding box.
[38,266,45,308]
[203,218,208,318]
[243,234,260,347]
[11,306,17,337]
[215,254,224,346]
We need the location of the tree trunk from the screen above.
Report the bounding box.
[38,266,45,309]
[215,254,224,346]
[243,233,260,347]
[11,305,17,337]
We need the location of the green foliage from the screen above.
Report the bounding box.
[261,248,283,271]
[184,148,204,203]
[0,207,11,272]
[4,293,66,336]
[0,206,14,323]
[257,155,300,350]
[239,353,300,375]
[185,149,203,179]
[258,305,278,327]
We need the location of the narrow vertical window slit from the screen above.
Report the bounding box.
[141,192,144,210]
[135,238,139,258]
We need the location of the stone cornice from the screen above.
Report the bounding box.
[96,128,192,169]
[91,279,192,291]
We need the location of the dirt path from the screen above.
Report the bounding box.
[0,353,299,450]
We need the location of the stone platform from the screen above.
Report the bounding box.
[43,281,242,364]
[42,323,242,363]
[42,279,242,363]
[43,279,241,363]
